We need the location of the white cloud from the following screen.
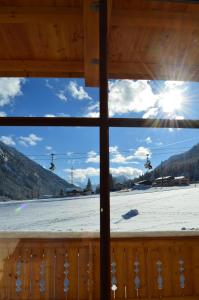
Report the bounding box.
[19,134,43,147]
[45,79,53,90]
[85,102,99,117]
[108,80,157,116]
[110,152,135,164]
[46,146,52,151]
[44,113,70,117]
[87,111,99,117]
[110,167,143,178]
[68,81,92,100]
[105,79,187,119]
[134,146,151,160]
[56,90,67,102]
[164,81,184,88]
[0,135,15,146]
[67,151,73,156]
[143,107,158,119]
[0,111,7,117]
[85,147,141,165]
[64,166,142,181]
[44,114,56,117]
[175,115,184,120]
[110,145,147,163]
[145,137,152,144]
[64,167,99,181]
[109,146,117,153]
[0,78,25,107]
[86,151,100,163]
[156,142,163,146]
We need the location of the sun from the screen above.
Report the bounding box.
[159,89,184,115]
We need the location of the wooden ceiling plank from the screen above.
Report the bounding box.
[108,0,112,35]
[112,9,199,30]
[0,60,84,73]
[0,6,81,24]
[83,0,99,87]
[109,62,199,82]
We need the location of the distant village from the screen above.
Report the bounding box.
[54,174,190,199]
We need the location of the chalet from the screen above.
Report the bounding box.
[65,187,82,197]
[154,176,175,187]
[137,180,152,186]
[154,176,190,187]
[174,176,190,186]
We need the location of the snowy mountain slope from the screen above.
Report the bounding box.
[140,143,199,181]
[0,141,74,200]
[0,185,198,232]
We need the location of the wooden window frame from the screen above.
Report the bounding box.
[1,1,199,299]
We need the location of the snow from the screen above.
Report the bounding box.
[0,185,199,232]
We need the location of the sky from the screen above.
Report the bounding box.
[0,77,199,186]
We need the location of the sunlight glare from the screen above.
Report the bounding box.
[159,89,183,115]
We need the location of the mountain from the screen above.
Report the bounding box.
[138,143,199,182]
[0,141,74,200]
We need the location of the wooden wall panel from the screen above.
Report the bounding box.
[0,237,198,299]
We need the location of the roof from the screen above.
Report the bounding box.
[174,176,188,180]
[0,1,199,86]
[155,176,174,181]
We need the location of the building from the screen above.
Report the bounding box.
[137,180,152,186]
[174,176,190,186]
[154,176,175,187]
[65,187,82,197]
[154,176,189,187]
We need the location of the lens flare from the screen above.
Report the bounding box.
[15,203,28,213]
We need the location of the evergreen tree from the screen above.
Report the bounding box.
[109,173,115,191]
[59,189,64,197]
[86,178,93,192]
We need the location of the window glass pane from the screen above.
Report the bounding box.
[110,127,199,232]
[0,126,99,230]
[0,126,100,299]
[108,79,199,120]
[0,78,99,118]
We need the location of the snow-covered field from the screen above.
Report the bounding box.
[0,185,199,232]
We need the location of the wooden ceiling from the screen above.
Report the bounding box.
[0,0,199,86]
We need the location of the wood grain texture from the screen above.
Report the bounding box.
[1,0,199,85]
[0,237,198,299]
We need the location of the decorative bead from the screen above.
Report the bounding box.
[16,257,22,293]
[134,257,141,295]
[39,258,46,293]
[156,260,163,290]
[64,254,70,293]
[179,259,185,289]
[111,260,117,297]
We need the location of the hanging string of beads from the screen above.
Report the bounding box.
[16,255,22,294]
[39,251,46,293]
[156,260,163,290]
[179,258,185,289]
[111,249,117,298]
[134,253,141,297]
[64,251,70,294]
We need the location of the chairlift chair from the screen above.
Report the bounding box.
[144,154,153,170]
[49,153,56,171]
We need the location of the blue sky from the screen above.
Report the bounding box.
[0,78,199,186]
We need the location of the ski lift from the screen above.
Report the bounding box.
[144,154,153,170]
[49,153,55,171]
